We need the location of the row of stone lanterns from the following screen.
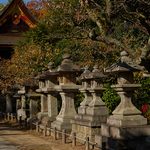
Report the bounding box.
[11,51,150,149]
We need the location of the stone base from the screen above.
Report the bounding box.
[107,115,147,126]
[86,106,109,116]
[71,114,107,127]
[101,124,150,140]
[71,118,102,127]
[71,124,101,144]
[41,116,56,127]
[74,114,108,122]
[51,120,72,131]
[17,109,29,120]
[78,106,87,115]
[95,134,150,150]
[36,112,48,121]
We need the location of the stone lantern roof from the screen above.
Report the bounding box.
[105,51,145,73]
[87,65,106,79]
[38,62,59,79]
[57,53,80,72]
[78,66,91,80]
[24,72,38,87]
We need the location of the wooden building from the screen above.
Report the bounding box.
[0,0,38,59]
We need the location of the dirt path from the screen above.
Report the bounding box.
[0,120,86,150]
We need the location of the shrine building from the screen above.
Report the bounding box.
[0,0,38,59]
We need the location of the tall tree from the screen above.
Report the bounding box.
[43,0,150,72]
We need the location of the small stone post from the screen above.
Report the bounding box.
[62,129,66,144]
[19,115,22,127]
[15,113,18,123]
[24,118,27,128]
[54,127,56,140]
[86,137,89,150]
[72,132,76,148]
[11,113,13,121]
[36,122,39,133]
[7,112,10,120]
[30,119,33,130]
[43,125,46,136]
[4,112,6,120]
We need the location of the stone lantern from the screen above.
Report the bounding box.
[13,92,21,113]
[105,51,146,126]
[77,66,92,115]
[86,65,109,119]
[95,51,150,149]
[17,86,27,120]
[51,53,81,131]
[37,62,59,127]
[36,68,49,121]
[71,65,108,143]
[24,73,40,119]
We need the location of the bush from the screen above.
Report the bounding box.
[102,83,121,114]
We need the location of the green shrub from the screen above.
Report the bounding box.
[102,83,121,114]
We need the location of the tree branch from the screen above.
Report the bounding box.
[96,35,140,58]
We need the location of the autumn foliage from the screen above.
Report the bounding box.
[25,0,50,19]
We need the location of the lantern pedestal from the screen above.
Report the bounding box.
[40,88,58,127]
[28,94,40,119]
[51,85,81,131]
[71,88,108,143]
[107,84,147,126]
[78,88,92,115]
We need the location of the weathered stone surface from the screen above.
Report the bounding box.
[71,124,101,143]
[16,99,21,112]
[78,106,87,115]
[101,124,150,139]
[107,115,147,126]
[30,99,38,119]
[21,95,26,109]
[48,94,58,117]
[74,114,83,120]
[41,116,56,127]
[51,91,79,130]
[86,106,109,116]
[6,97,12,113]
[41,94,48,112]
[71,119,102,127]
[36,112,48,121]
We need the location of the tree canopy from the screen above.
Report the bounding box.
[40,0,150,71]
